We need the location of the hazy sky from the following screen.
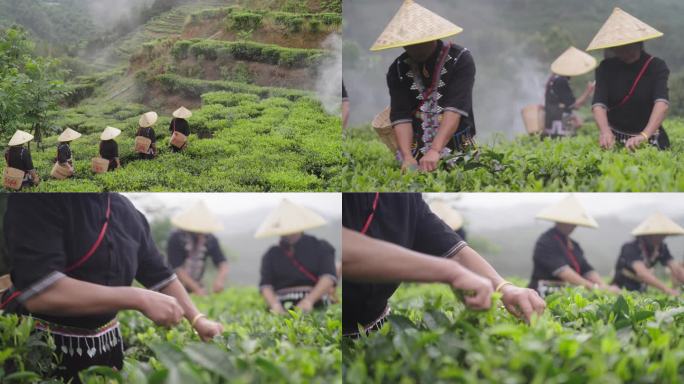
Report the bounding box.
[123,193,342,218]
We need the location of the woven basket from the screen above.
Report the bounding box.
[372,107,398,154]
[51,162,72,180]
[134,136,152,154]
[521,104,545,135]
[3,167,24,190]
[92,157,110,174]
[0,274,11,293]
[170,131,188,149]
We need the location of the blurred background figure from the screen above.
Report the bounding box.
[528,195,618,297]
[543,47,596,138]
[255,199,337,314]
[167,201,229,296]
[342,81,350,132]
[429,199,467,240]
[612,213,684,295]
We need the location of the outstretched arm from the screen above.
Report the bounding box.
[633,261,679,295]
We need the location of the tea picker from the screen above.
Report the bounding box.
[52,128,81,180]
[341,193,545,338]
[528,195,620,297]
[612,213,684,295]
[3,130,40,190]
[169,106,192,152]
[167,201,230,296]
[371,0,477,173]
[136,111,158,159]
[255,199,337,314]
[0,194,223,383]
[93,126,122,174]
[588,8,671,150]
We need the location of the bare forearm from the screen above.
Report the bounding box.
[24,277,144,316]
[584,271,606,286]
[574,89,592,109]
[643,101,668,136]
[593,106,611,133]
[342,228,462,284]
[633,264,670,292]
[557,268,595,289]
[450,246,504,289]
[430,111,460,152]
[260,286,281,309]
[160,279,198,321]
[175,268,203,293]
[305,275,335,303]
[394,123,414,158]
[215,262,229,283]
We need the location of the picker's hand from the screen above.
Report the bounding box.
[193,317,224,341]
[139,290,185,327]
[296,297,314,313]
[500,284,546,322]
[212,279,225,294]
[270,303,286,315]
[401,157,418,173]
[605,285,622,294]
[586,81,596,94]
[625,135,647,151]
[451,270,493,311]
[599,130,615,150]
[665,287,680,297]
[419,149,440,173]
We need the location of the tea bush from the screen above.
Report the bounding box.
[343,284,684,384]
[337,119,684,192]
[1,288,341,384]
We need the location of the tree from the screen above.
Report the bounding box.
[0,26,68,148]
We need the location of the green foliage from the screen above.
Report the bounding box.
[337,120,684,192]
[4,90,340,192]
[0,316,56,381]
[344,284,684,384]
[2,288,341,383]
[172,39,327,68]
[670,71,684,117]
[0,27,69,145]
[227,12,264,32]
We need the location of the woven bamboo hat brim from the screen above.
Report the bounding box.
[551,46,598,77]
[429,200,464,230]
[171,201,224,234]
[100,126,122,141]
[372,107,392,129]
[139,111,159,128]
[632,213,684,236]
[254,199,327,239]
[8,130,34,146]
[536,195,598,228]
[586,7,663,51]
[58,128,82,142]
[370,0,463,51]
[172,106,193,119]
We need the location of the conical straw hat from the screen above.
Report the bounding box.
[429,200,464,230]
[536,195,598,228]
[172,106,192,119]
[632,213,684,236]
[551,46,598,77]
[100,126,122,141]
[139,111,159,128]
[58,128,82,142]
[586,7,663,51]
[171,201,224,234]
[8,130,34,146]
[254,199,327,239]
[370,0,463,51]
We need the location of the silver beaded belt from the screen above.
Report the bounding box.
[34,318,122,359]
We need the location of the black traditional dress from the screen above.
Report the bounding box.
[342,193,466,337]
[0,193,176,382]
[99,140,119,171]
[259,234,337,309]
[612,239,673,291]
[167,230,226,289]
[4,146,36,186]
[57,143,73,166]
[528,227,596,296]
[544,75,577,137]
[387,39,476,166]
[592,51,670,149]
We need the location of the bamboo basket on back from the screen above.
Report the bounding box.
[372,107,398,154]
